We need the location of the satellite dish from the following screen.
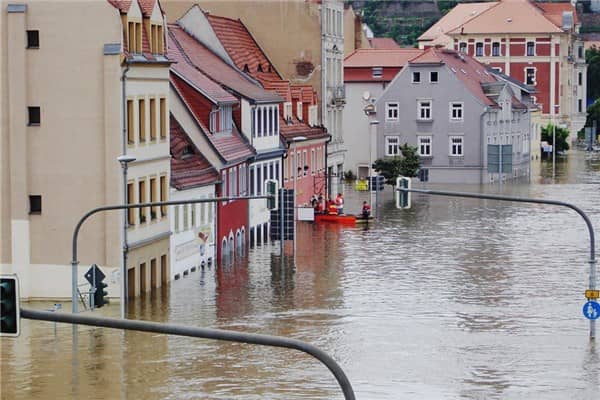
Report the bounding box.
[362,91,371,101]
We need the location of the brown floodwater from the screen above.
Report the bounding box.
[2,150,600,399]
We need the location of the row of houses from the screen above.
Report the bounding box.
[0,0,362,300]
[0,0,587,300]
[343,0,586,184]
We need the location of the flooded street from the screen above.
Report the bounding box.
[2,151,600,399]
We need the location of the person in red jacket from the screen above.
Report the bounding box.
[361,201,371,218]
[335,193,344,215]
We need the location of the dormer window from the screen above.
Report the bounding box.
[297,101,303,121]
[182,145,194,157]
[526,41,535,56]
[210,105,233,134]
[284,102,293,123]
[150,23,164,54]
[128,21,142,54]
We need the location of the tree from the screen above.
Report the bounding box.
[586,46,600,101]
[372,144,420,186]
[541,124,570,153]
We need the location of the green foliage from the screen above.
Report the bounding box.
[343,170,356,181]
[585,98,600,128]
[372,144,420,185]
[586,46,600,101]
[541,124,570,153]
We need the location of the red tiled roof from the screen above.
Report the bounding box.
[168,34,237,104]
[410,47,498,106]
[138,0,155,17]
[205,13,281,80]
[535,2,579,28]
[368,37,401,49]
[260,77,292,102]
[280,118,328,142]
[344,48,424,68]
[171,74,255,164]
[107,0,132,13]
[170,115,220,190]
[169,24,281,103]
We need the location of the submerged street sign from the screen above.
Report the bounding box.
[582,301,600,320]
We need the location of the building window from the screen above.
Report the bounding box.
[418,136,432,156]
[29,195,42,214]
[459,42,467,53]
[160,175,167,216]
[492,67,502,73]
[417,100,432,120]
[28,106,40,125]
[525,67,536,85]
[386,102,399,121]
[450,102,463,121]
[26,30,39,49]
[372,67,383,78]
[430,71,438,83]
[385,136,400,156]
[159,98,167,139]
[578,99,583,113]
[578,72,583,86]
[127,183,134,225]
[492,42,500,56]
[412,71,421,83]
[578,45,584,59]
[138,179,147,223]
[526,41,535,56]
[250,167,255,195]
[150,177,157,219]
[475,42,484,57]
[138,99,146,142]
[127,100,134,144]
[449,136,464,156]
[150,98,156,141]
[128,22,142,54]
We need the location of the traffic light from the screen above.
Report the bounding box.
[264,179,278,210]
[93,279,109,308]
[369,175,385,191]
[0,274,20,337]
[396,177,411,209]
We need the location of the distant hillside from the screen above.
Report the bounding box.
[350,0,589,47]
[349,0,495,46]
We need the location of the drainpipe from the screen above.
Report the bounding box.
[120,62,130,318]
[325,132,332,199]
[480,106,488,185]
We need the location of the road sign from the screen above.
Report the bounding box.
[84,264,105,286]
[585,289,600,300]
[582,301,600,320]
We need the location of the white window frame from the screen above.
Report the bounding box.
[430,71,438,83]
[372,67,383,78]
[524,67,536,86]
[386,102,399,121]
[418,136,432,157]
[492,42,501,57]
[459,42,467,53]
[412,71,421,83]
[449,136,464,156]
[475,42,484,57]
[450,102,464,121]
[296,102,303,121]
[417,99,432,121]
[385,136,400,156]
[526,41,535,57]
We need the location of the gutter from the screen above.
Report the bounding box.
[121,62,130,154]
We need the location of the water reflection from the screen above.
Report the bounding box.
[2,151,600,399]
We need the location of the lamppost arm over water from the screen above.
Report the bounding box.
[397,186,597,339]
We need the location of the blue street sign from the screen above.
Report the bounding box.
[582,301,600,320]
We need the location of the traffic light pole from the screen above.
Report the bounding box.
[20,307,356,400]
[71,195,274,315]
[397,186,597,340]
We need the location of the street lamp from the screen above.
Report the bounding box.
[117,154,136,319]
[552,104,559,181]
[289,136,306,257]
[369,120,379,218]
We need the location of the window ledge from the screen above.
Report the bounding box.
[29,211,41,215]
[28,123,40,127]
[416,119,433,123]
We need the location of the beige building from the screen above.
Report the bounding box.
[162,0,368,195]
[1,0,171,300]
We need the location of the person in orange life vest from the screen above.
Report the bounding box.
[361,201,371,218]
[335,193,344,215]
[326,198,337,215]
